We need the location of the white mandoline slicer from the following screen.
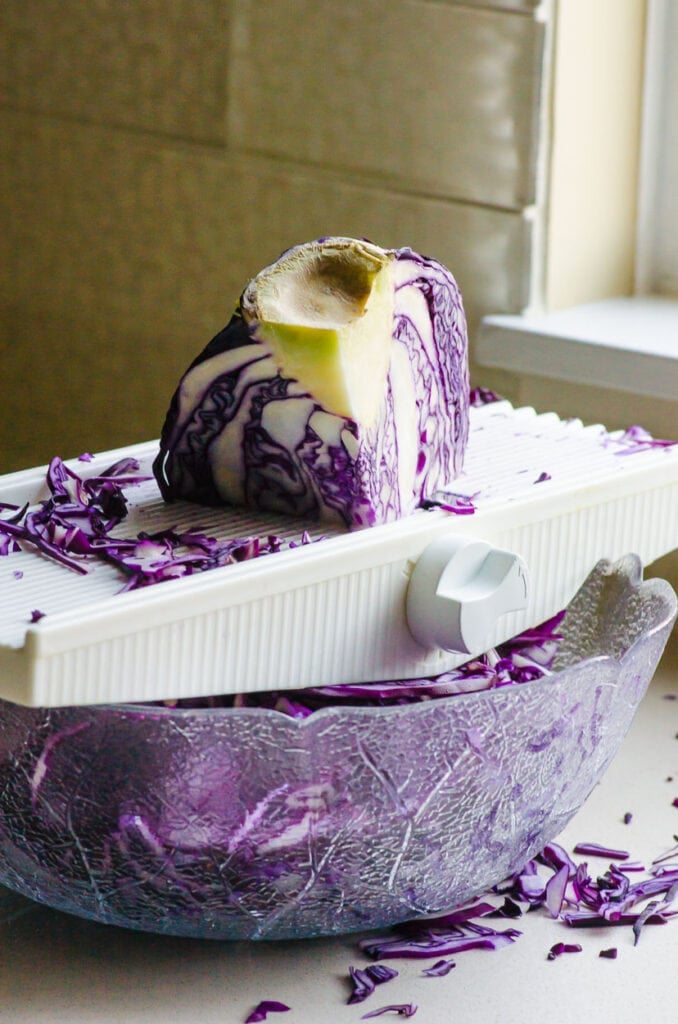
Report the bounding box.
[0,400,677,708]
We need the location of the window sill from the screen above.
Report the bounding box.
[476,295,678,402]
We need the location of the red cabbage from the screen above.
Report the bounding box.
[152,238,469,528]
[0,455,319,592]
[608,425,677,454]
[244,1001,291,1023]
[653,842,678,865]
[547,942,582,960]
[469,386,503,407]
[347,964,399,1005]
[348,968,378,1005]
[572,842,630,860]
[366,966,400,985]
[421,959,456,977]
[359,924,521,961]
[360,1005,418,1019]
[421,493,476,515]
[346,836,678,1000]
[544,864,569,919]
[160,609,564,713]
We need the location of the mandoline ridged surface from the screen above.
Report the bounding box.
[1,403,677,705]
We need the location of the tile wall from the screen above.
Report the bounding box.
[0,0,547,470]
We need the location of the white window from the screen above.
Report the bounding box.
[636,0,678,297]
[476,0,678,426]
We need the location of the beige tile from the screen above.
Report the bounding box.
[442,0,541,10]
[0,0,232,144]
[1,111,530,469]
[228,0,545,208]
[0,306,179,473]
[1,109,530,324]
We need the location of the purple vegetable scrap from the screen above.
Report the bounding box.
[422,959,456,977]
[632,901,661,946]
[207,608,565,716]
[654,842,678,866]
[436,493,476,515]
[244,1000,291,1023]
[29,609,45,623]
[544,864,569,919]
[547,942,582,960]
[623,812,633,825]
[347,968,376,1005]
[488,897,523,920]
[348,964,399,1005]
[534,471,551,484]
[599,948,618,959]
[0,453,320,592]
[367,965,399,985]
[361,1005,418,1020]
[617,861,645,873]
[608,425,677,455]
[469,386,503,407]
[360,921,521,961]
[572,842,629,860]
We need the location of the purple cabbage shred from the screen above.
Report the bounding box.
[469,386,503,407]
[182,609,565,715]
[0,455,319,592]
[608,425,677,454]
[572,842,630,860]
[547,942,582,960]
[244,1001,291,1023]
[359,924,521,961]
[343,841,677,1008]
[361,1005,418,1020]
[348,967,376,1004]
[422,959,456,977]
[366,965,399,985]
[348,964,399,1005]
[422,493,476,515]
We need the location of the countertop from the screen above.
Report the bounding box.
[1,635,677,1024]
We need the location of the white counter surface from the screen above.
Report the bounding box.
[1,637,677,1024]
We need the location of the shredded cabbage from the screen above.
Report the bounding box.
[244,1001,291,1023]
[0,455,318,593]
[360,1005,418,1019]
[347,964,399,1005]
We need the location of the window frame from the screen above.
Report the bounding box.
[635,0,678,297]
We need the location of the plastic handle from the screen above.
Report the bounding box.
[406,536,530,654]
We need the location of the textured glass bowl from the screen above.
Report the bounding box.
[0,555,675,941]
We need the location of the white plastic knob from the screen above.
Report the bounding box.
[406,536,530,654]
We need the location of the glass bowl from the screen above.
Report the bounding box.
[0,555,675,940]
